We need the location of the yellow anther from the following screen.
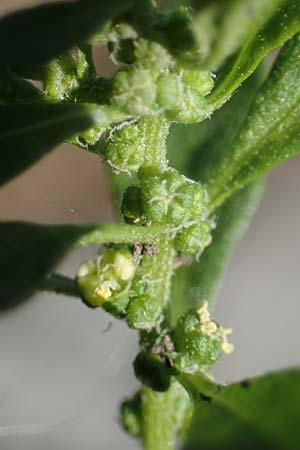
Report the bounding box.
[96,285,112,300]
[219,327,233,339]
[200,321,217,336]
[197,300,211,323]
[221,342,234,354]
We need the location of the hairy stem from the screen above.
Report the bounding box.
[78,223,165,246]
[141,385,176,450]
[40,273,81,297]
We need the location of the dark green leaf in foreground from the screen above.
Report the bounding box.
[0,221,164,309]
[0,0,135,71]
[208,35,300,210]
[0,102,100,186]
[181,369,300,450]
[0,222,93,308]
[208,0,300,111]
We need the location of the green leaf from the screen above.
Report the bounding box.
[0,222,92,309]
[170,179,265,324]
[181,369,300,450]
[0,0,135,71]
[0,221,164,308]
[208,0,300,111]
[0,102,100,186]
[208,35,300,211]
[200,0,285,70]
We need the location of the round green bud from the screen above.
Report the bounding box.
[135,39,173,71]
[181,69,214,97]
[167,88,208,124]
[176,183,207,220]
[120,392,142,438]
[127,294,162,331]
[76,247,136,309]
[140,169,207,225]
[173,312,222,373]
[98,121,145,173]
[133,351,171,392]
[112,67,159,115]
[121,185,145,224]
[175,221,212,255]
[157,73,182,111]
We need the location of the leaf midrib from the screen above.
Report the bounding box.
[0,106,96,140]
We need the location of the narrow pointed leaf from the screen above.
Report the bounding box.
[201,0,285,70]
[181,369,300,450]
[0,102,100,186]
[0,222,92,308]
[0,221,164,309]
[0,0,135,71]
[208,0,300,111]
[208,35,300,210]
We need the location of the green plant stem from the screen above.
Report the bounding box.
[41,272,81,297]
[138,113,170,172]
[141,385,177,450]
[78,223,166,246]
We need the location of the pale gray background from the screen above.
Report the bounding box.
[0,1,299,449]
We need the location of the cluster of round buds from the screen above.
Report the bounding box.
[76,246,136,316]
[139,169,207,225]
[175,221,212,256]
[111,65,213,122]
[172,300,234,373]
[97,119,146,173]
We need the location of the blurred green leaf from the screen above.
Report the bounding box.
[170,179,265,323]
[208,0,300,111]
[208,35,300,210]
[0,222,93,309]
[181,369,300,450]
[199,0,285,70]
[0,0,135,71]
[0,102,102,186]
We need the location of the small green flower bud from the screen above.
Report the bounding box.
[167,88,208,124]
[112,68,159,115]
[121,185,145,224]
[181,69,214,97]
[175,221,212,255]
[157,73,182,111]
[173,310,222,373]
[120,392,142,438]
[98,118,147,174]
[140,169,207,225]
[135,39,173,70]
[133,351,171,392]
[77,247,136,310]
[127,294,162,331]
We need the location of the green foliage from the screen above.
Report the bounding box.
[181,369,300,450]
[208,35,300,210]
[0,2,300,450]
[0,0,136,71]
[0,222,93,308]
[208,0,300,110]
[0,102,100,186]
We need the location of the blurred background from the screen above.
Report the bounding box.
[0,2,299,449]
